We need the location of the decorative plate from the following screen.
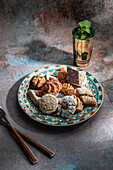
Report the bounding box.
[18,65,103,126]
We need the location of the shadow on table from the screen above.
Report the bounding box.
[6,77,91,134]
[23,39,74,65]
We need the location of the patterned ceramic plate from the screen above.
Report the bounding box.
[18,65,103,126]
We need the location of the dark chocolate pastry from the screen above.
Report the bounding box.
[67,67,80,86]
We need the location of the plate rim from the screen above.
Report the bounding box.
[18,64,104,127]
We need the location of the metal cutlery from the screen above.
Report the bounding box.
[0,107,55,164]
[0,107,38,164]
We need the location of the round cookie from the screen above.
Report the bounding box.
[39,94,58,114]
[58,95,77,118]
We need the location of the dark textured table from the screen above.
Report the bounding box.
[0,1,113,170]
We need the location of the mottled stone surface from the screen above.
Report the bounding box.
[0,0,113,170]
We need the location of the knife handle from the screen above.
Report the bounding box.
[15,128,55,158]
[9,124,38,164]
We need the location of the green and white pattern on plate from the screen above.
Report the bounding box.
[18,64,103,126]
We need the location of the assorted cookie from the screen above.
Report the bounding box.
[76,88,97,105]
[29,75,46,89]
[42,77,62,95]
[39,94,58,114]
[58,96,77,118]
[27,89,41,105]
[49,77,62,93]
[76,97,83,111]
[79,71,87,87]
[67,67,87,87]
[57,67,67,83]
[42,80,57,95]
[28,67,97,117]
[67,67,80,86]
[61,83,74,96]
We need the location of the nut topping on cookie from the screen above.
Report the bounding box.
[61,102,68,110]
[42,77,62,95]
[58,95,77,118]
[36,91,43,97]
[32,75,46,88]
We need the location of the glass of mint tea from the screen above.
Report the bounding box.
[72,20,95,67]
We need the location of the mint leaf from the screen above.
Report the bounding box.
[82,52,88,60]
[81,34,87,40]
[85,28,90,34]
[75,20,92,40]
[79,20,91,29]
[80,27,86,33]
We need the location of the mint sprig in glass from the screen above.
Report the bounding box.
[74,20,93,40]
[72,20,95,67]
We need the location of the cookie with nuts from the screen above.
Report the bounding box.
[58,95,77,118]
[30,75,46,89]
[42,77,62,95]
[27,89,41,105]
[42,80,57,95]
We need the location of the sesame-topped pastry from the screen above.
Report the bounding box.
[67,67,87,87]
[39,94,58,114]
[58,95,77,118]
[76,88,97,105]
